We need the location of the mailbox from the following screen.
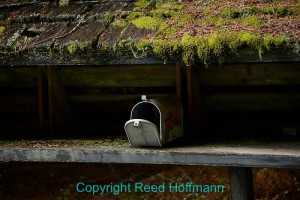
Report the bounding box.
[124,95,183,146]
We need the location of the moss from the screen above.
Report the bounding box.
[103,13,115,24]
[203,7,211,15]
[127,12,142,20]
[112,19,127,27]
[66,43,91,54]
[132,16,161,30]
[263,35,286,50]
[155,22,180,38]
[0,26,5,35]
[153,39,181,62]
[238,32,264,59]
[66,43,78,54]
[135,0,153,8]
[262,6,275,14]
[150,9,179,19]
[156,1,185,10]
[221,8,240,19]
[177,14,194,25]
[195,37,210,67]
[277,6,288,17]
[116,39,131,50]
[240,6,259,17]
[288,6,300,16]
[207,33,228,64]
[136,40,152,52]
[202,17,224,26]
[181,35,196,66]
[242,16,263,26]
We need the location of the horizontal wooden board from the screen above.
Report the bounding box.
[202,92,300,112]
[0,68,38,88]
[0,95,38,112]
[59,65,176,88]
[198,63,300,86]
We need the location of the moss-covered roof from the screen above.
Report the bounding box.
[0,0,299,65]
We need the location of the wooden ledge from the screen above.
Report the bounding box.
[0,138,299,168]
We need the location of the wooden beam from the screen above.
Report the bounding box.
[37,66,48,128]
[47,66,72,133]
[229,167,254,200]
[186,65,203,135]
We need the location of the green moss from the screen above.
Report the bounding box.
[3,19,11,25]
[136,40,152,51]
[150,9,179,19]
[242,16,263,26]
[112,19,127,27]
[127,12,142,20]
[195,37,210,67]
[135,0,153,8]
[181,35,196,66]
[114,39,132,53]
[289,6,300,16]
[202,17,224,26]
[177,14,194,25]
[277,6,288,17]
[156,1,185,10]
[153,39,181,62]
[103,13,115,24]
[66,43,78,54]
[263,35,286,50]
[238,32,264,59]
[203,7,211,15]
[132,16,161,30]
[221,8,240,19]
[66,43,91,54]
[240,6,259,17]
[0,26,5,35]
[262,7,275,14]
[155,22,180,38]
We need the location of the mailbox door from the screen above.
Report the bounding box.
[124,119,162,146]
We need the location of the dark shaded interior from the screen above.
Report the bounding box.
[131,102,161,134]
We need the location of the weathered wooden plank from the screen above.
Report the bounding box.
[0,140,299,167]
[37,66,48,128]
[59,65,176,87]
[198,63,300,86]
[203,93,300,112]
[69,95,138,112]
[48,66,72,132]
[0,67,37,88]
[229,167,254,200]
[69,94,172,102]
[186,65,203,135]
[0,95,38,112]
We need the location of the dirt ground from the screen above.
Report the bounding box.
[0,163,299,200]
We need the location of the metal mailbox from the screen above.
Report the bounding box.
[124,95,183,146]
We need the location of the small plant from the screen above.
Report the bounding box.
[221,8,240,19]
[132,16,161,30]
[0,26,5,35]
[242,16,263,26]
[135,0,153,8]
